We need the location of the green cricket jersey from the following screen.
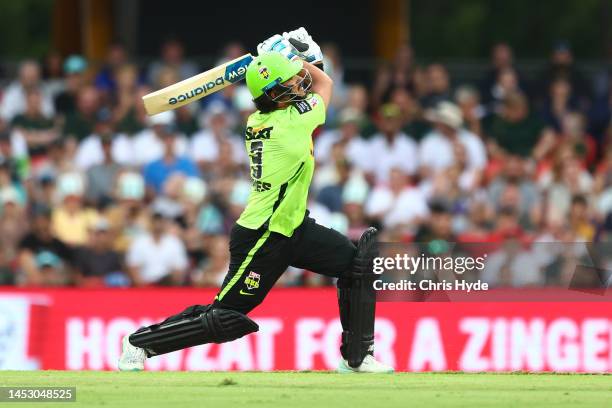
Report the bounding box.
[237,93,325,237]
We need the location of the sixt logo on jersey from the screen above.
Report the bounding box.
[167,76,225,105]
[224,54,254,83]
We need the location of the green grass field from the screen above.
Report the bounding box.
[1,371,611,407]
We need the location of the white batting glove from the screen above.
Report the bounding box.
[282,27,323,64]
[257,34,300,62]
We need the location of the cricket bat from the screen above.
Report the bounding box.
[142,53,254,115]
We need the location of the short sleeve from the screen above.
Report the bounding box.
[290,93,326,133]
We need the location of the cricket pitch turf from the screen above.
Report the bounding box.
[2,371,611,407]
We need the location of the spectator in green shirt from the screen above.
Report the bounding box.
[484,91,548,158]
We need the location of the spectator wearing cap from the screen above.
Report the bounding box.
[73,217,125,287]
[51,172,98,246]
[419,101,486,186]
[54,55,88,116]
[364,103,419,184]
[143,119,199,194]
[131,110,188,166]
[105,172,151,252]
[1,60,55,122]
[10,87,58,163]
[314,107,369,170]
[126,211,188,286]
[190,102,245,175]
[17,207,72,286]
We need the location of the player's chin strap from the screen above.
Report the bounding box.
[337,227,378,368]
[129,305,258,357]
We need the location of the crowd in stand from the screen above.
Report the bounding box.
[0,38,611,288]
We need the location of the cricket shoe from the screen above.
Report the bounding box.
[337,354,394,373]
[118,334,146,371]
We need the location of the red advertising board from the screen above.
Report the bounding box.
[1,288,611,372]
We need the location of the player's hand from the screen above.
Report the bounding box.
[282,27,323,64]
[257,34,300,62]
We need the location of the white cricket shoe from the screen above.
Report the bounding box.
[337,354,394,373]
[118,334,146,371]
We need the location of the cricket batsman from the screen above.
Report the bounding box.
[119,28,393,373]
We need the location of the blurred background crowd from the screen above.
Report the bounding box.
[0,36,611,289]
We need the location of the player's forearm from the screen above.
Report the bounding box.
[303,61,333,107]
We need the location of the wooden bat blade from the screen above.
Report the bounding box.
[142,53,254,115]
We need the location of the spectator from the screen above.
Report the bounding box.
[455,85,485,136]
[105,172,150,252]
[94,42,129,98]
[365,168,428,232]
[0,187,28,284]
[148,36,198,85]
[11,87,58,162]
[85,133,122,207]
[126,212,188,286]
[17,207,72,286]
[364,104,418,183]
[143,120,199,194]
[112,64,144,135]
[484,92,548,158]
[131,110,188,166]
[314,107,369,168]
[420,101,486,186]
[1,60,54,122]
[190,102,244,174]
[193,235,229,287]
[51,172,98,246]
[421,64,452,108]
[73,217,125,287]
[481,43,523,106]
[540,78,579,131]
[536,41,590,110]
[63,85,100,142]
[54,55,87,116]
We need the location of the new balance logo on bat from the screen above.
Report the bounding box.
[167,55,253,105]
[168,77,226,105]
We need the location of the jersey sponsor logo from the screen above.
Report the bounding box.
[309,96,318,107]
[239,290,255,296]
[294,100,312,114]
[252,180,271,192]
[244,271,260,290]
[245,126,273,141]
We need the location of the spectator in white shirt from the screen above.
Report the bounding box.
[190,102,245,173]
[365,168,429,231]
[365,103,419,183]
[315,107,369,169]
[420,101,487,183]
[129,111,188,166]
[1,60,54,122]
[126,212,188,286]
